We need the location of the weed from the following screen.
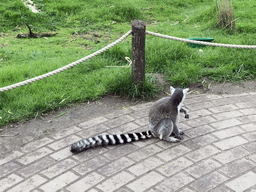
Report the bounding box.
[216,0,235,30]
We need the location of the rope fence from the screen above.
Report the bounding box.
[146,31,256,49]
[1,23,256,92]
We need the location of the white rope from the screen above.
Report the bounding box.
[146,31,256,49]
[2,29,255,92]
[0,30,132,92]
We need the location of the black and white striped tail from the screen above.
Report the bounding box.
[70,130,154,153]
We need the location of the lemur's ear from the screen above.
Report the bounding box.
[183,88,189,94]
[170,86,175,95]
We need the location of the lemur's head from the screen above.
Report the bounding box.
[170,86,189,106]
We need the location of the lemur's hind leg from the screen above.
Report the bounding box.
[150,118,180,142]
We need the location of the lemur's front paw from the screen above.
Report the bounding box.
[185,113,189,119]
[175,134,183,140]
[179,130,184,135]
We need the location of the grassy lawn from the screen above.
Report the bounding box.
[0,0,256,126]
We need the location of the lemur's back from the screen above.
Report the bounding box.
[149,97,178,127]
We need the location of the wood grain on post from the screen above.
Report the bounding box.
[132,20,146,85]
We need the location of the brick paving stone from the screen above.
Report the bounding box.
[184,134,218,150]
[243,131,256,141]
[154,139,179,149]
[236,101,256,109]
[73,155,110,175]
[96,171,135,192]
[211,185,234,192]
[127,156,163,176]
[104,144,138,161]
[185,125,215,138]
[41,158,78,179]
[238,114,256,124]
[225,171,256,192]
[186,101,214,111]
[16,147,53,165]
[129,102,153,111]
[156,144,191,162]
[127,144,162,162]
[104,115,135,128]
[132,137,158,148]
[129,108,150,119]
[98,157,134,176]
[155,172,194,192]
[244,142,256,153]
[50,147,72,161]
[0,161,23,177]
[210,98,235,106]
[104,108,133,119]
[72,147,108,162]
[188,109,213,120]
[210,119,242,130]
[50,126,81,140]
[40,171,79,192]
[240,108,256,115]
[179,188,195,192]
[186,159,222,178]
[8,174,47,192]
[0,151,24,166]
[88,189,101,192]
[21,137,53,153]
[67,172,105,192]
[78,124,110,138]
[107,122,140,134]
[213,136,248,150]
[190,171,228,192]
[134,117,148,126]
[47,135,81,151]
[186,116,217,128]
[213,146,250,164]
[206,94,223,100]
[179,122,192,131]
[127,171,165,192]
[219,158,255,177]
[212,110,244,121]
[18,156,56,178]
[185,145,220,162]
[208,104,239,113]
[241,123,256,132]
[147,189,161,192]
[0,174,23,191]
[246,187,256,192]
[157,157,193,177]
[78,116,108,129]
[212,126,245,139]
[249,153,256,163]
[185,95,209,105]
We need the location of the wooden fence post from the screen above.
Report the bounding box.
[132,20,146,85]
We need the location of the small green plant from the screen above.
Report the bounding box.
[216,0,235,30]
[107,70,159,100]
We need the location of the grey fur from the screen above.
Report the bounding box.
[149,86,189,142]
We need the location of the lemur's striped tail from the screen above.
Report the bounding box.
[70,130,154,153]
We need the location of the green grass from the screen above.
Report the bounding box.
[0,0,256,126]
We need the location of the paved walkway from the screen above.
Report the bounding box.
[1,92,256,192]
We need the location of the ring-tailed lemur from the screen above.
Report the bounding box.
[70,86,189,153]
